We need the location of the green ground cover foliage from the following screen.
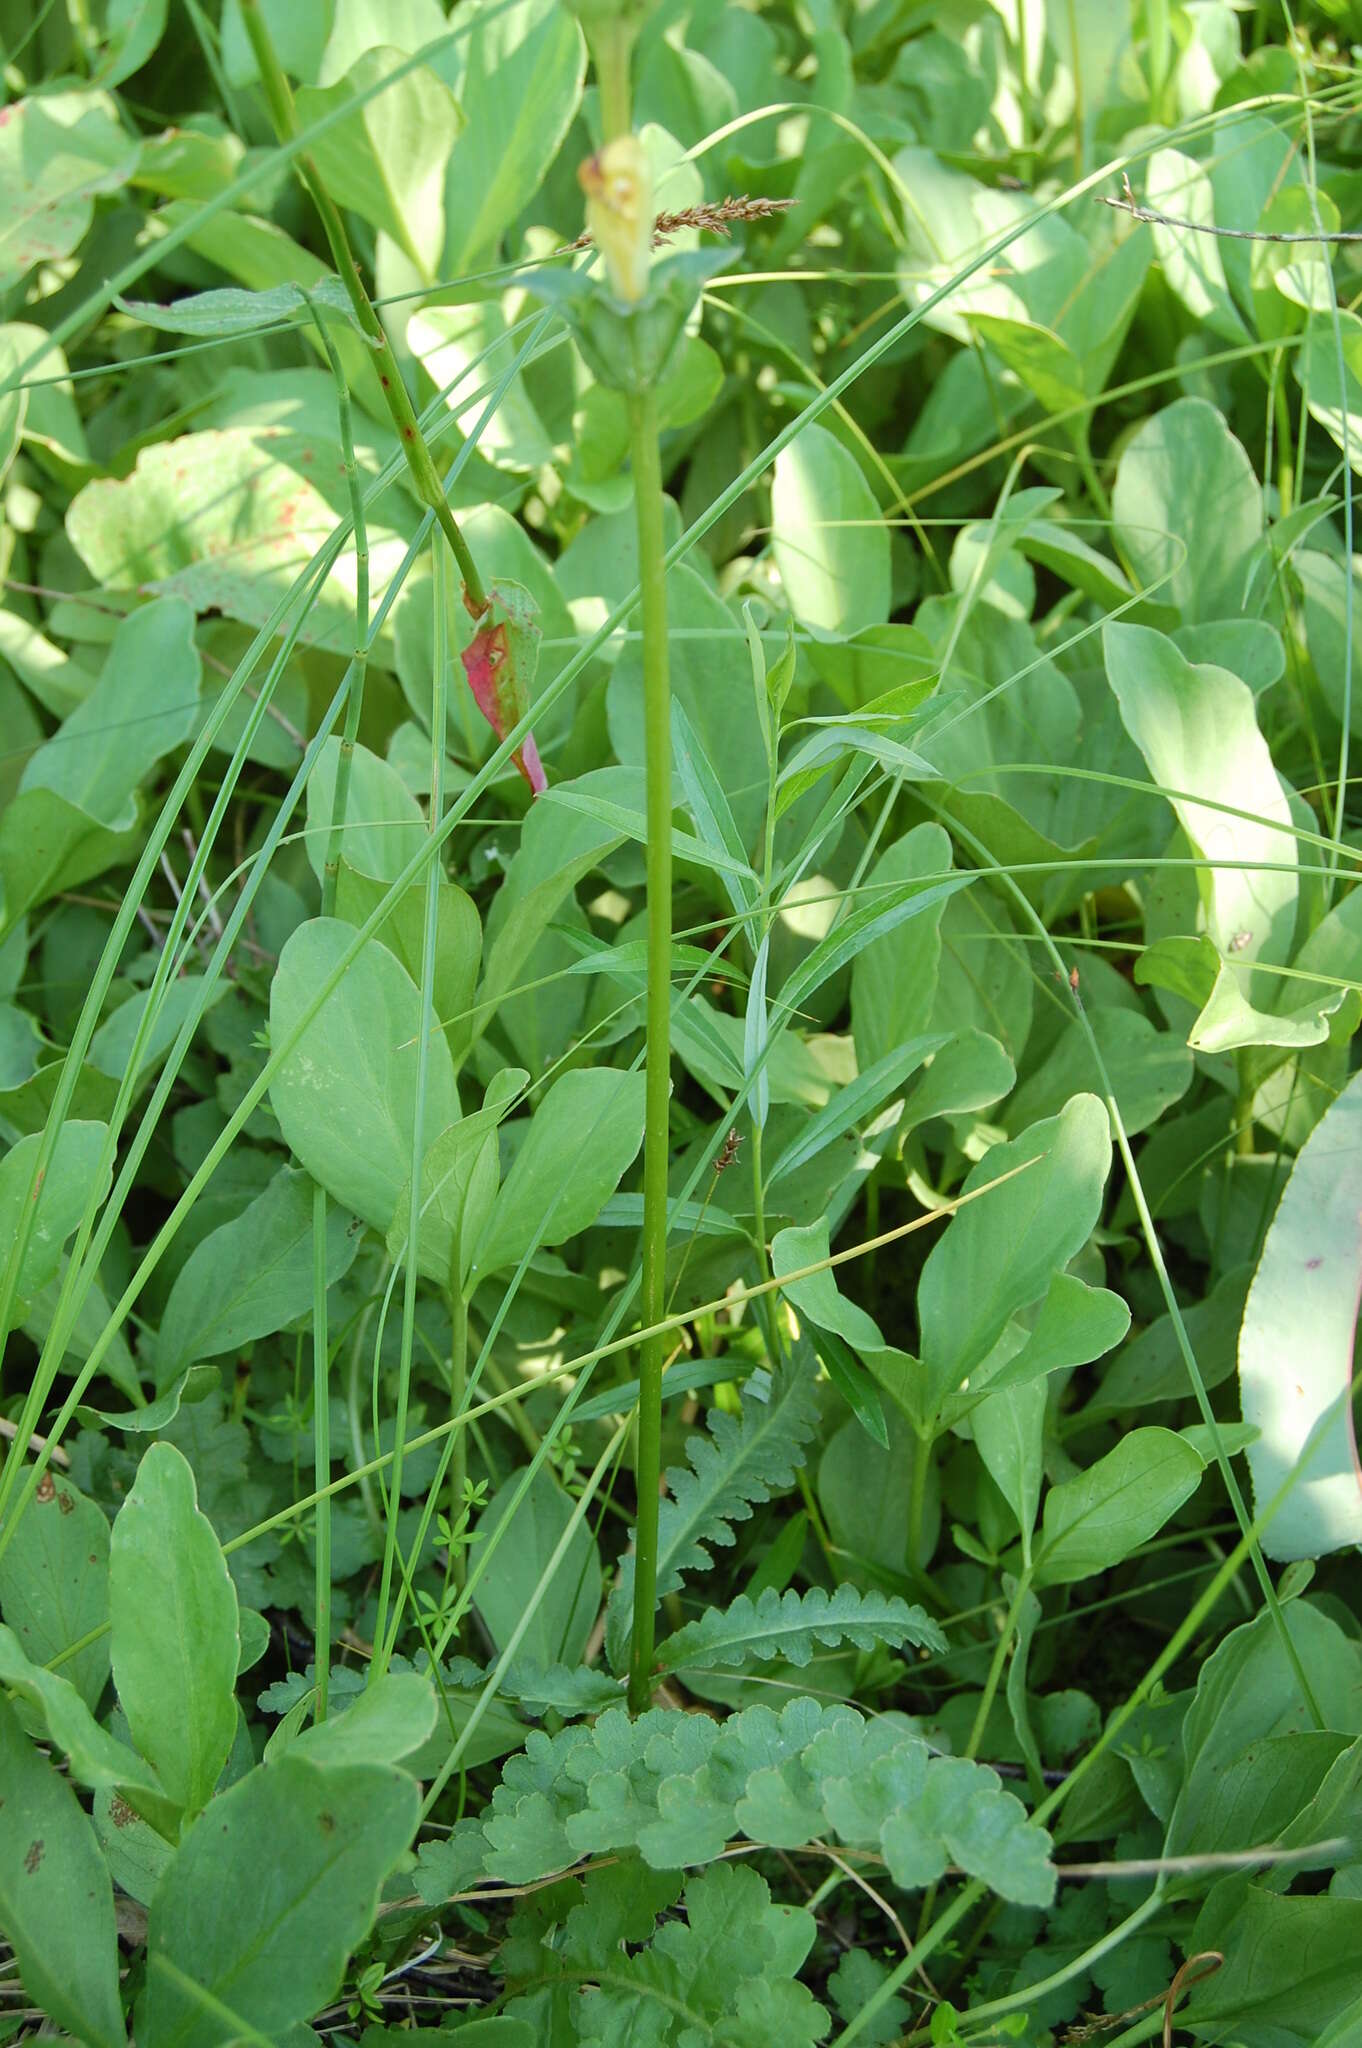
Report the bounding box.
[1,1,1362,2043]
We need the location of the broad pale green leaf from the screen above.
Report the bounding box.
[89,0,169,86]
[0,322,88,467]
[15,600,199,814]
[0,1468,110,1711]
[770,422,890,634]
[1239,1067,1362,1559]
[78,1365,218,1436]
[977,1270,1131,1400]
[140,1754,419,2048]
[1186,1880,1362,2047]
[296,48,461,277]
[772,1220,884,1353]
[1111,397,1263,622]
[88,976,225,1094]
[0,1697,125,2048]
[0,90,140,292]
[303,745,426,888]
[850,824,953,1071]
[288,1672,438,1767]
[117,276,358,336]
[387,1104,502,1288]
[269,917,461,1234]
[319,0,448,80]
[1299,549,1362,737]
[156,1166,362,1384]
[66,428,410,657]
[334,862,482,1067]
[1168,1601,1362,1868]
[110,1442,240,1820]
[410,299,558,475]
[819,1405,939,1574]
[0,1624,179,1838]
[1033,1428,1204,1587]
[470,1066,645,1281]
[1294,311,1362,477]
[917,1096,1112,1422]
[471,1466,602,1669]
[1144,146,1246,340]
[221,0,332,85]
[0,1120,112,1321]
[441,0,585,272]
[0,599,200,922]
[972,1380,1047,1547]
[1005,1005,1193,1138]
[930,887,1033,1062]
[1105,621,1299,1047]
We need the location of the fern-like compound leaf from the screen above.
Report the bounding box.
[652,1583,946,1673]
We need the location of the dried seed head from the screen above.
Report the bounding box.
[715,1129,741,1173]
[567,192,797,255]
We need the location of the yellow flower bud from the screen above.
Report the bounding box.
[578,135,652,305]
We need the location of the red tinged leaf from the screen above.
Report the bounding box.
[458,581,545,795]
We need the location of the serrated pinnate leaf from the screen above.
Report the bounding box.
[608,1347,821,1670]
[654,1583,944,1674]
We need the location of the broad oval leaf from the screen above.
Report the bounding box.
[470,1066,645,1281]
[1033,1428,1204,1587]
[771,421,890,635]
[917,1094,1113,1425]
[0,1469,110,1711]
[109,1443,239,1821]
[1239,1066,1362,1560]
[0,1697,125,2048]
[0,1120,113,1322]
[140,1753,419,2048]
[269,917,461,1234]
[156,1166,362,1385]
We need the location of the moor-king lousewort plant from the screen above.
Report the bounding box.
[1,2,1361,2045]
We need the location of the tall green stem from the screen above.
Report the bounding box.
[447,1270,468,1611]
[627,381,672,1716]
[308,294,370,1723]
[372,536,450,1675]
[309,1187,332,1720]
[238,0,486,612]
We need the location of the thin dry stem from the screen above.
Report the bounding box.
[1104,169,1362,241]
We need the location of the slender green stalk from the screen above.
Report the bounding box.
[964,1569,1032,1761]
[372,530,451,1676]
[308,293,370,1722]
[309,1187,332,1721]
[627,381,672,1716]
[237,0,487,612]
[447,1273,469,1609]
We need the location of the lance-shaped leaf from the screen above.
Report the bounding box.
[460,581,546,794]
